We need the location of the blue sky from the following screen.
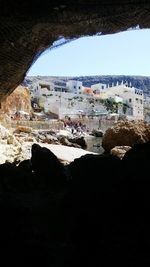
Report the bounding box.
[28,29,150,77]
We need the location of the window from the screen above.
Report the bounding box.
[74,86,76,89]
[140,100,143,104]
[129,98,132,102]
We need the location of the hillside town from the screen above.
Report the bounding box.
[0,76,150,162]
[29,78,145,122]
[1,78,150,132]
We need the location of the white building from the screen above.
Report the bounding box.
[91,83,107,94]
[42,90,107,119]
[67,80,82,94]
[31,82,54,99]
[54,80,68,92]
[104,84,144,119]
[31,79,83,98]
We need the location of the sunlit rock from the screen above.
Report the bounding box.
[110,145,131,159]
[1,85,31,115]
[15,126,32,134]
[102,119,150,152]
[0,124,11,139]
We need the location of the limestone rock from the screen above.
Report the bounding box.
[110,146,131,160]
[24,137,36,143]
[0,124,10,139]
[0,144,22,164]
[102,120,150,152]
[42,134,59,144]
[7,135,19,146]
[15,126,32,134]
[0,85,31,115]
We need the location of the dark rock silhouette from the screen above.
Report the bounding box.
[31,143,67,187]
[0,142,150,266]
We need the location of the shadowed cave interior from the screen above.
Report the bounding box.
[1,1,150,266]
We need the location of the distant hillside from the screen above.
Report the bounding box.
[23,75,150,96]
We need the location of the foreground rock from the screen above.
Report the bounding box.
[102,119,150,152]
[0,141,97,165]
[0,123,96,165]
[31,144,66,186]
[1,141,150,266]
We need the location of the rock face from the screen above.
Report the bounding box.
[102,120,150,152]
[0,85,31,114]
[1,1,150,101]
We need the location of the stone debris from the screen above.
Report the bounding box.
[0,123,96,165]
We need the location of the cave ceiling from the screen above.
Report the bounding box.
[0,0,150,102]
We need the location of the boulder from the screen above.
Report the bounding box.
[24,137,36,143]
[110,145,131,160]
[31,143,67,186]
[68,136,87,149]
[14,126,32,134]
[0,144,22,164]
[59,136,81,148]
[7,135,14,144]
[0,124,10,139]
[92,129,104,137]
[43,134,58,144]
[102,120,150,152]
[7,135,19,145]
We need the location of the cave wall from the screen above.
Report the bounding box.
[0,0,150,102]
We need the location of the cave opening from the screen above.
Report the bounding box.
[1,1,150,265]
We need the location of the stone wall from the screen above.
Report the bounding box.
[8,120,64,131]
[82,117,116,132]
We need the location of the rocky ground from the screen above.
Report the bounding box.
[1,119,150,165]
[0,124,97,165]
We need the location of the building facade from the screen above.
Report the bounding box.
[91,83,107,95]
[103,84,144,119]
[66,80,82,94]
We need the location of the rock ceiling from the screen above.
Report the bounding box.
[0,0,150,102]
